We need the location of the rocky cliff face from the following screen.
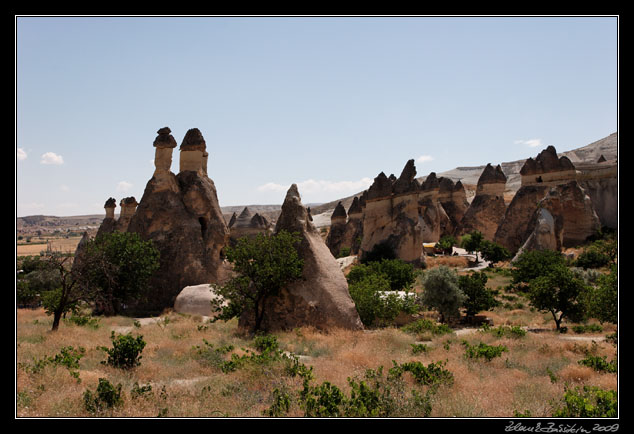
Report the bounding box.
[360,160,424,264]
[325,201,348,256]
[495,146,601,254]
[239,184,363,331]
[456,163,507,240]
[126,127,230,314]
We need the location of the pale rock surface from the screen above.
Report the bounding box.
[174,284,227,317]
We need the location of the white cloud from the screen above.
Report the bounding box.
[257,177,374,196]
[514,138,544,148]
[40,152,64,165]
[60,184,70,192]
[17,148,27,161]
[116,181,133,193]
[417,155,434,163]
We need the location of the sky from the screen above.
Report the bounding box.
[15,16,618,217]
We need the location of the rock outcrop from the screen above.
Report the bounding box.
[360,160,424,264]
[456,163,507,240]
[127,127,230,314]
[239,184,363,331]
[437,178,469,236]
[495,146,601,254]
[342,196,364,255]
[229,207,271,244]
[325,201,348,256]
[418,172,450,242]
[96,198,117,237]
[116,197,138,232]
[173,284,226,318]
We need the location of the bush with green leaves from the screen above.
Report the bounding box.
[434,235,457,255]
[462,341,508,362]
[20,345,85,381]
[348,273,416,328]
[418,266,466,323]
[83,378,124,414]
[347,258,417,291]
[400,318,453,337]
[552,386,617,417]
[578,355,617,373]
[99,331,146,369]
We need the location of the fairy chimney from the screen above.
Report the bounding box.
[179,128,206,173]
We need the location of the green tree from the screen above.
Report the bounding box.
[511,249,566,286]
[32,253,84,331]
[527,264,588,331]
[419,266,466,323]
[459,271,498,319]
[435,235,457,255]
[460,231,484,263]
[347,258,417,291]
[211,230,304,333]
[584,264,617,324]
[77,232,160,316]
[479,240,511,265]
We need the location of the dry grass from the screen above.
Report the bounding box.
[16,296,618,418]
[425,255,471,269]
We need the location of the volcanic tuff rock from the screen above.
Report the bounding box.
[437,177,469,235]
[360,161,425,264]
[96,198,117,237]
[126,127,230,314]
[239,184,363,331]
[495,146,601,254]
[456,164,507,240]
[418,172,451,242]
[229,207,271,244]
[173,284,227,318]
[325,201,348,257]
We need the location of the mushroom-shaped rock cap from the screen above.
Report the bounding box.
[104,197,117,208]
[120,196,138,206]
[180,128,207,152]
[331,201,347,220]
[153,127,178,148]
[478,163,507,185]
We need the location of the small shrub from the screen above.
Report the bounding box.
[192,339,235,369]
[337,247,351,258]
[572,324,603,334]
[411,343,429,354]
[552,386,617,417]
[463,341,507,362]
[65,313,101,329]
[99,331,146,369]
[263,388,292,417]
[83,378,124,414]
[578,355,617,373]
[130,382,153,400]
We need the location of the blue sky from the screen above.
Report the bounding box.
[16,16,618,216]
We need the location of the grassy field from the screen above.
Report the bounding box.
[15,269,617,418]
[17,236,83,257]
